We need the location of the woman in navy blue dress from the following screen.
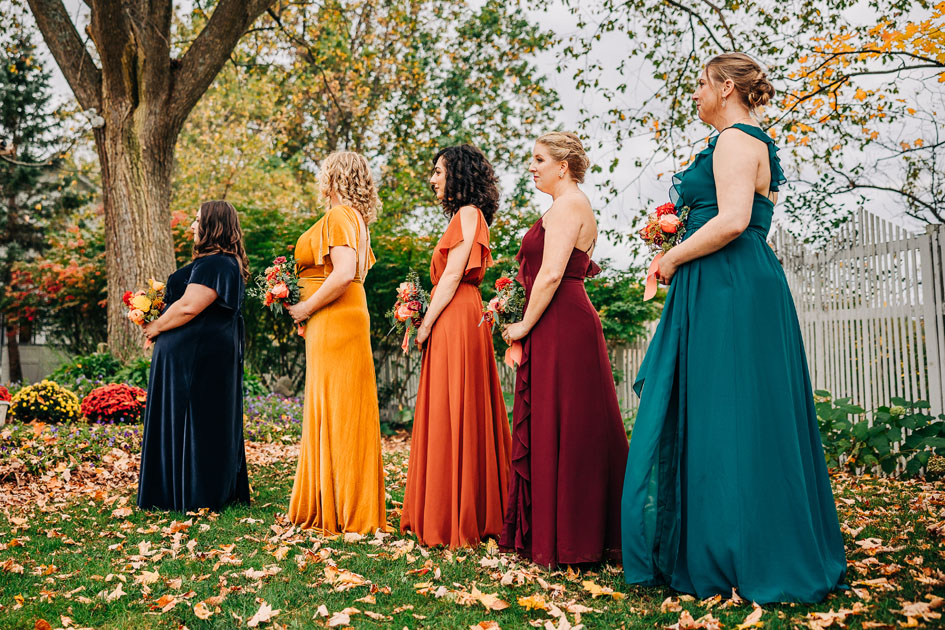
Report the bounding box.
[137,200,250,512]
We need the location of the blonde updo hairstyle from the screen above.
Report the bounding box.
[317,151,381,224]
[705,52,775,112]
[536,131,590,184]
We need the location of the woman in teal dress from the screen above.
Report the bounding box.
[621,53,846,604]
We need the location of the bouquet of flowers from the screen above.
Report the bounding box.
[386,270,430,354]
[248,255,300,316]
[481,269,526,367]
[123,278,166,325]
[639,202,689,301]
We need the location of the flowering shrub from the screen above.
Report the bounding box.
[243,393,302,443]
[81,383,147,423]
[0,386,10,402]
[9,380,82,424]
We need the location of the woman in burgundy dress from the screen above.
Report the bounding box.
[500,132,629,567]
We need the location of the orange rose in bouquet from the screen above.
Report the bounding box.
[480,268,525,367]
[387,270,430,354]
[639,202,690,301]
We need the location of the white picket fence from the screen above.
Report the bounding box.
[770,209,945,415]
[379,208,945,419]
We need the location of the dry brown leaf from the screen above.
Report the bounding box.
[247,601,280,627]
[111,506,132,519]
[472,586,510,611]
[895,596,944,625]
[735,604,764,630]
[328,612,351,627]
[666,610,722,630]
[34,620,52,630]
[365,610,392,621]
[661,597,683,613]
[193,602,212,620]
[471,622,501,630]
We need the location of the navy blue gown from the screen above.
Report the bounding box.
[137,253,250,512]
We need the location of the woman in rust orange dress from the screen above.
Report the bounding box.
[400,144,512,548]
[286,151,387,534]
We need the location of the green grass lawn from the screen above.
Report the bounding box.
[1,424,943,630]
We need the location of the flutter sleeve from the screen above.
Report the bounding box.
[188,254,242,310]
[311,206,368,269]
[437,210,494,274]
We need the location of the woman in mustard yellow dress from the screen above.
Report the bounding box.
[286,151,387,534]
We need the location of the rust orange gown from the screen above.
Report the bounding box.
[288,205,387,534]
[400,209,512,548]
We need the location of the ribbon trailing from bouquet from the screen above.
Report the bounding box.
[644,252,663,301]
[505,341,523,368]
[402,329,412,354]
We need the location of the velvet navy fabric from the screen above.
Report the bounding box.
[137,253,250,512]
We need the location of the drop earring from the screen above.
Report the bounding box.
[722,97,727,107]
[559,171,564,178]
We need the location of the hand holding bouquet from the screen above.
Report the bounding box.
[639,202,689,300]
[481,269,525,367]
[124,278,166,326]
[387,270,430,354]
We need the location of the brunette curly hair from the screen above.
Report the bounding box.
[432,144,499,225]
[193,200,250,279]
[318,151,381,224]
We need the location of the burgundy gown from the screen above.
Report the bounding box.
[499,218,629,567]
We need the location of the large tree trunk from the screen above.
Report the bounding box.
[95,123,177,360]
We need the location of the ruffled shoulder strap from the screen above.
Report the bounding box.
[438,207,494,273]
[188,254,243,310]
[311,205,375,274]
[729,123,787,192]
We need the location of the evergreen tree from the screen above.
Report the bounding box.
[0,4,81,382]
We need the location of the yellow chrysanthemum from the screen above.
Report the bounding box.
[131,295,152,311]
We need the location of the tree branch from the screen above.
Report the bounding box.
[697,0,737,50]
[170,0,277,129]
[664,0,730,52]
[25,0,102,111]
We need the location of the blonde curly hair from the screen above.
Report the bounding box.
[318,151,381,224]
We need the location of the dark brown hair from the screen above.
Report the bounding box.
[433,144,500,225]
[192,200,249,278]
[706,52,775,112]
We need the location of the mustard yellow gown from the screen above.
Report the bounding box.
[288,205,387,533]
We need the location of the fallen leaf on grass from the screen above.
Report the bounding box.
[518,593,549,611]
[193,602,212,620]
[247,600,280,627]
[472,586,510,611]
[471,622,500,630]
[894,596,943,626]
[364,610,392,621]
[34,620,52,630]
[735,604,763,630]
[135,570,160,585]
[805,602,867,630]
[111,506,132,518]
[328,612,351,627]
[666,610,722,630]
[661,597,682,613]
[582,580,624,600]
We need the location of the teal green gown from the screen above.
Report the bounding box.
[621,124,846,604]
